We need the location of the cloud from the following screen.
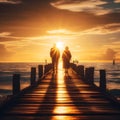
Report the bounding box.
[0,0,120,38]
[1,22,120,45]
[79,23,120,35]
[52,0,120,15]
[1,22,120,42]
[0,31,60,42]
[0,32,23,42]
[86,48,118,61]
[115,0,120,3]
[0,31,49,42]
[0,44,12,60]
[47,23,120,37]
[0,0,21,4]
[0,32,11,37]
[101,48,117,60]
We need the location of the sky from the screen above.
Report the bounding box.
[0,0,120,62]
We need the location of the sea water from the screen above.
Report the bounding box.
[0,62,120,100]
[80,62,120,100]
[0,63,41,96]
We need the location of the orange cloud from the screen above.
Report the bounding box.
[0,44,12,61]
[0,0,20,4]
[79,23,120,35]
[51,0,116,15]
[115,0,120,3]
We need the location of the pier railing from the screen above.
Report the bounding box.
[2,63,119,104]
[12,63,52,95]
[71,63,119,104]
[0,63,52,109]
[11,63,118,98]
[71,63,106,90]
[0,62,120,117]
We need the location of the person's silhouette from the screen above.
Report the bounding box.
[62,46,72,73]
[50,44,60,73]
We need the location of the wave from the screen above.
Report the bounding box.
[109,89,120,100]
[0,89,12,95]
[0,62,120,99]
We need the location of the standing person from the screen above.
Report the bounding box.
[50,44,60,73]
[62,46,72,73]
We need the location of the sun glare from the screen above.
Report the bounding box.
[56,41,64,51]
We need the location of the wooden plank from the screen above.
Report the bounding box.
[2,115,120,120]
[0,68,120,120]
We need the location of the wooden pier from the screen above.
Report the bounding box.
[0,63,120,120]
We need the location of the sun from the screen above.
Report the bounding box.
[56,41,64,51]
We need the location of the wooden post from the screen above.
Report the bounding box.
[100,69,106,91]
[38,65,43,78]
[77,65,84,79]
[12,74,20,95]
[85,68,89,82]
[30,67,36,86]
[44,64,48,74]
[89,67,94,84]
[85,67,94,84]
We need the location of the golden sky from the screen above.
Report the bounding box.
[0,0,120,62]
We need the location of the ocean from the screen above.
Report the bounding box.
[0,62,120,101]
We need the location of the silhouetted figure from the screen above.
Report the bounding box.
[62,46,72,73]
[50,44,60,73]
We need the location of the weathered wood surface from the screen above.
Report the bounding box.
[0,68,120,120]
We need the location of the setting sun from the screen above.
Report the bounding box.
[56,41,64,51]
